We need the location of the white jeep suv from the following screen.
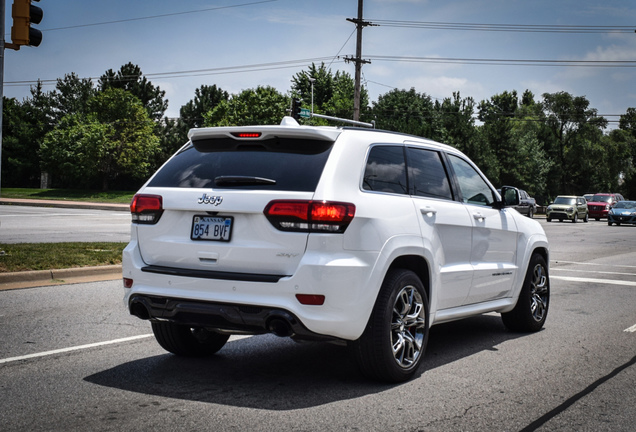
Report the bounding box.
[123,117,549,382]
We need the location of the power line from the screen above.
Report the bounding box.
[369,19,636,34]
[7,53,635,89]
[367,55,636,67]
[39,1,280,32]
[4,57,340,87]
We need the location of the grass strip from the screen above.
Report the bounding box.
[1,188,134,204]
[0,242,127,273]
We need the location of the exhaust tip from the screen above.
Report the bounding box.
[268,318,294,337]
[130,300,151,320]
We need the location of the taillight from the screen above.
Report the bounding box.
[130,194,164,224]
[264,200,355,233]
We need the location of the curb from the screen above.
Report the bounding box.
[0,265,122,291]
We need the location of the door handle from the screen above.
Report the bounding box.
[420,207,437,217]
[473,212,485,222]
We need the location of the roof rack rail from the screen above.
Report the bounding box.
[311,113,375,129]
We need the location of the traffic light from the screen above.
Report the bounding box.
[11,0,43,48]
[291,98,301,120]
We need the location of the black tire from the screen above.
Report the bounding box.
[572,213,578,223]
[595,217,600,221]
[502,254,549,332]
[608,221,613,226]
[584,213,589,223]
[528,208,534,219]
[546,217,551,222]
[151,321,229,357]
[351,269,429,383]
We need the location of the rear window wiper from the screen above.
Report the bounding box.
[214,176,277,186]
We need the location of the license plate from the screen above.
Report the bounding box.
[191,216,233,241]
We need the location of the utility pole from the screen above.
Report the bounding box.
[346,0,373,122]
[1,0,6,197]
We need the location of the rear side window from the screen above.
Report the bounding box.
[406,147,453,200]
[363,146,408,194]
[148,138,333,192]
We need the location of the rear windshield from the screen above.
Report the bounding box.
[148,137,334,191]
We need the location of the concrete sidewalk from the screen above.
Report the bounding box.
[0,198,127,290]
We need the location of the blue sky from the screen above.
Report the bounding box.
[5,0,636,127]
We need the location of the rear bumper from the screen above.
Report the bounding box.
[122,240,378,341]
[128,294,330,340]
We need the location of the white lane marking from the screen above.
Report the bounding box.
[551,275,636,287]
[553,260,636,270]
[0,334,153,365]
[552,268,636,277]
[0,334,252,366]
[625,324,636,333]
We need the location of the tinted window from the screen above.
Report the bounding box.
[148,138,333,192]
[363,146,407,194]
[447,154,496,206]
[406,147,452,200]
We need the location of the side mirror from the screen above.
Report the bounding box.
[500,186,520,207]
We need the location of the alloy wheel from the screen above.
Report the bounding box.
[391,285,427,368]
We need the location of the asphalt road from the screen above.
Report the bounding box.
[0,216,635,431]
[0,204,131,244]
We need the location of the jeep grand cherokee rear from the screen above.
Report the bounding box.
[123,117,549,382]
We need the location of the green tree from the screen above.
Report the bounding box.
[371,88,437,137]
[181,84,229,129]
[619,107,636,138]
[290,63,369,124]
[477,90,521,187]
[1,97,40,187]
[325,70,369,121]
[618,107,636,197]
[204,86,288,126]
[99,62,168,121]
[40,88,161,190]
[541,92,608,195]
[433,93,476,146]
[291,63,334,110]
[51,72,96,120]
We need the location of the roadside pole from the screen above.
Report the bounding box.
[1,0,5,197]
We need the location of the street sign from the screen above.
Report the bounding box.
[300,108,311,119]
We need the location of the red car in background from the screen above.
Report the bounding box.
[587,193,625,220]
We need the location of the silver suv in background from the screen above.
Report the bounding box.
[123,117,550,382]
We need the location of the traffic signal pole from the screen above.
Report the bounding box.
[0,0,44,195]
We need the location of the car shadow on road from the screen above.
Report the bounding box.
[84,314,526,410]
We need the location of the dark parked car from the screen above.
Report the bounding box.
[498,187,536,218]
[587,193,625,220]
[607,201,636,226]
